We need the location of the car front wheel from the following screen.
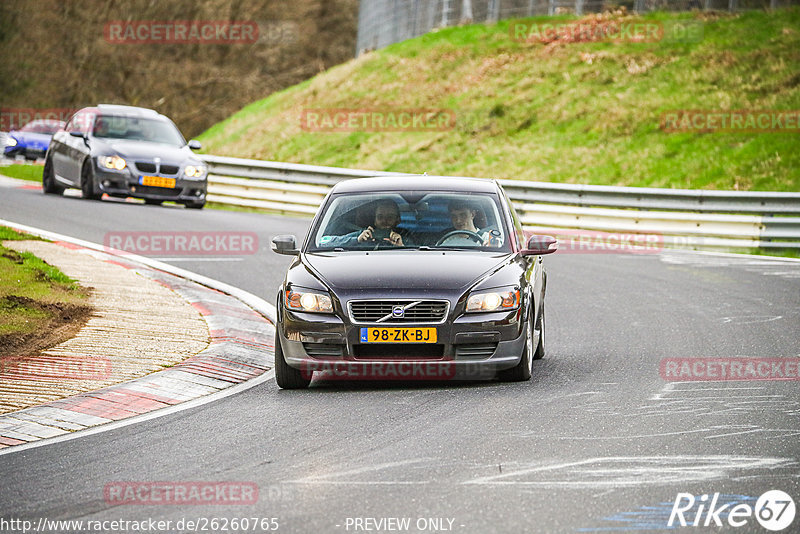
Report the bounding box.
[497,306,533,382]
[533,303,545,360]
[80,160,102,200]
[42,157,64,195]
[274,329,311,390]
[184,200,205,210]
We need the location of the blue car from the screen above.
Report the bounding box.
[4,120,65,160]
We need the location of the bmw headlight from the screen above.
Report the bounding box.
[466,286,520,312]
[5,137,17,147]
[99,155,127,171]
[285,288,334,313]
[184,164,206,179]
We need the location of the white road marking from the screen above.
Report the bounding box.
[0,370,275,457]
[288,458,435,485]
[463,456,795,488]
[151,257,245,262]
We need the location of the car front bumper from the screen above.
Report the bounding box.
[94,166,207,203]
[4,146,45,159]
[279,304,527,381]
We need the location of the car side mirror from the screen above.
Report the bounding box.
[187,140,202,150]
[272,235,299,255]
[522,235,557,256]
[69,131,89,146]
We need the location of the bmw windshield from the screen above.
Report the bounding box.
[308,192,512,253]
[91,115,186,146]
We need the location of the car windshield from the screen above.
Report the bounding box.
[309,192,511,252]
[91,115,185,146]
[19,120,64,134]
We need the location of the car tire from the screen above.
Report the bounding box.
[497,306,533,382]
[80,160,101,200]
[274,329,311,390]
[42,157,64,196]
[533,303,545,360]
[184,200,205,210]
[144,199,163,206]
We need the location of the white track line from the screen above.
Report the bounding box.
[0,218,278,456]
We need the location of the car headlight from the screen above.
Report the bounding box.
[5,137,17,147]
[99,155,126,171]
[184,164,206,179]
[285,288,334,313]
[466,286,520,312]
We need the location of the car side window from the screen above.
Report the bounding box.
[66,112,94,135]
[502,188,525,250]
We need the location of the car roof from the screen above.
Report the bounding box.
[330,176,500,194]
[95,104,163,119]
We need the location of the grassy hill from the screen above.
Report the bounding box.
[198,9,800,191]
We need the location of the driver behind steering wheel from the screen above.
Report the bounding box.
[323,199,413,248]
[441,200,500,247]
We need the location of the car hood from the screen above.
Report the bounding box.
[304,251,511,291]
[92,139,195,163]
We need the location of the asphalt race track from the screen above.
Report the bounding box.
[1,185,799,533]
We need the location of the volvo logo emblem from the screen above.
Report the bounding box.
[392,306,405,318]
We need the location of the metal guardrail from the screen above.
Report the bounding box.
[199,154,800,250]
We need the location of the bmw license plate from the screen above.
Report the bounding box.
[140,175,176,188]
[361,327,437,343]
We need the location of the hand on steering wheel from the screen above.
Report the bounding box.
[435,230,484,246]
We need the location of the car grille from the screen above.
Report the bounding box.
[302,343,344,358]
[133,185,180,196]
[349,300,448,324]
[135,162,179,175]
[354,344,444,359]
[136,162,157,173]
[454,343,498,359]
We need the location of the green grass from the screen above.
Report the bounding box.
[198,9,800,191]
[0,228,87,337]
[0,227,43,242]
[0,163,43,182]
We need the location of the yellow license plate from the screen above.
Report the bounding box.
[140,175,176,188]
[360,327,437,343]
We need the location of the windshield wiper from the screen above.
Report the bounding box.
[417,246,467,251]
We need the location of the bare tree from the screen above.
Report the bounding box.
[461,0,473,23]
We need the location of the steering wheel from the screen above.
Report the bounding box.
[435,230,484,246]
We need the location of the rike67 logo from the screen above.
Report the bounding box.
[669,490,795,531]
